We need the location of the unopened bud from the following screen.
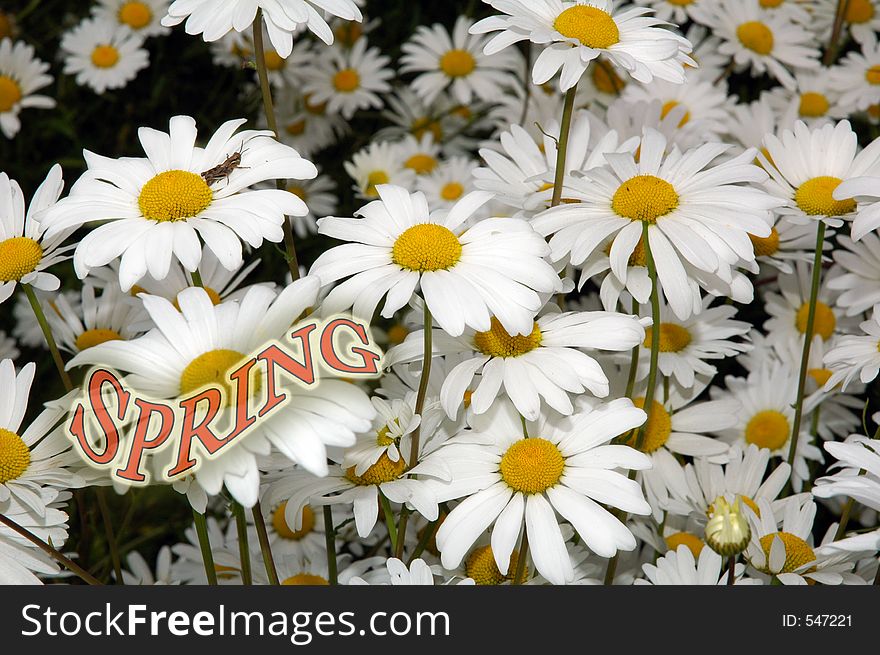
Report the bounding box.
[705,496,751,557]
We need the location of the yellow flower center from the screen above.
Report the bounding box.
[808,368,833,387]
[272,502,315,540]
[304,94,327,115]
[465,545,525,585]
[440,182,464,201]
[668,0,695,5]
[179,348,249,397]
[591,60,625,94]
[744,409,789,450]
[736,21,774,55]
[365,170,389,197]
[798,92,830,118]
[624,398,672,453]
[0,428,30,484]
[264,51,285,71]
[282,573,330,585]
[118,1,152,29]
[0,75,22,112]
[412,117,443,141]
[0,237,42,282]
[214,564,240,580]
[376,425,396,447]
[794,176,855,217]
[91,44,120,68]
[387,324,409,344]
[138,170,213,222]
[554,5,620,49]
[285,119,306,136]
[345,452,407,485]
[665,532,704,557]
[439,49,476,77]
[846,0,875,23]
[173,287,221,309]
[795,300,836,340]
[661,100,690,127]
[474,318,542,358]
[332,68,360,92]
[760,0,784,7]
[75,328,124,351]
[405,153,437,174]
[749,227,780,256]
[334,21,363,47]
[499,437,564,494]
[867,66,880,85]
[758,532,816,574]
[287,185,307,201]
[611,175,679,223]
[391,223,463,272]
[644,322,692,353]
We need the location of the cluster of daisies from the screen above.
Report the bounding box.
[2,0,880,587]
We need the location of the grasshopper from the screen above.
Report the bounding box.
[200,144,248,186]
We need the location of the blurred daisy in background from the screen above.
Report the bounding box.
[0,38,54,139]
[93,0,171,38]
[60,18,150,94]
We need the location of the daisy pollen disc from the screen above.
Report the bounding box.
[554,5,620,49]
[332,68,360,92]
[474,318,542,358]
[499,437,564,494]
[75,328,123,351]
[345,452,407,485]
[273,502,315,540]
[794,176,855,217]
[665,532,704,558]
[179,348,248,396]
[391,223,463,272]
[794,301,836,339]
[0,237,42,281]
[283,574,330,586]
[0,428,30,484]
[644,322,691,352]
[118,2,153,29]
[138,170,213,222]
[799,92,830,118]
[439,49,476,77]
[736,21,774,55]
[611,175,680,223]
[465,545,524,585]
[91,45,120,68]
[758,532,815,573]
[625,398,671,453]
[744,410,789,450]
[749,227,780,256]
[0,75,22,111]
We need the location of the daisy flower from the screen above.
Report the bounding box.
[417,156,479,210]
[640,0,710,24]
[765,70,847,129]
[813,0,880,46]
[0,38,54,140]
[385,308,645,421]
[120,546,176,585]
[93,0,171,38]
[636,294,752,388]
[471,0,693,91]
[745,497,875,584]
[635,544,754,585]
[349,557,475,586]
[272,85,349,158]
[832,174,880,240]
[301,38,393,120]
[309,184,561,337]
[750,214,825,275]
[822,306,880,390]
[398,133,442,177]
[0,534,57,584]
[827,234,880,316]
[258,488,338,562]
[39,115,317,291]
[813,434,880,513]
[710,361,823,491]
[532,128,779,320]
[60,18,150,94]
[425,398,652,585]
[690,0,819,90]
[284,171,337,238]
[46,282,146,354]
[344,140,416,200]
[12,289,81,349]
[401,15,520,106]
[760,120,880,229]
[0,165,72,304]
[831,37,880,113]
[0,360,86,515]
[68,280,376,507]
[161,0,363,54]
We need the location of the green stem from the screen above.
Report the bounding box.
[727,556,736,585]
[0,512,102,585]
[380,492,399,555]
[251,501,280,585]
[96,489,123,584]
[190,269,204,288]
[550,84,578,208]
[512,528,529,585]
[191,509,217,585]
[787,222,826,475]
[624,296,640,399]
[407,519,440,565]
[23,284,73,391]
[323,506,338,585]
[252,9,299,281]
[231,502,252,585]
